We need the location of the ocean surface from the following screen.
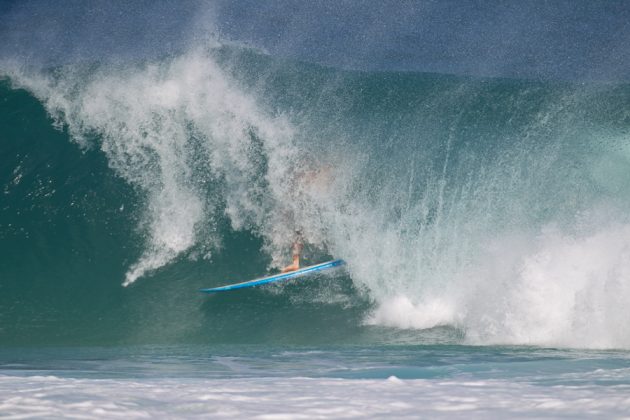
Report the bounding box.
[2,1,630,417]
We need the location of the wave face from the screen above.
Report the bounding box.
[2,43,630,348]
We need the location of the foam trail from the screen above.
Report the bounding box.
[3,375,630,418]
[464,223,630,348]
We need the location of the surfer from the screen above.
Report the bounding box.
[280,231,303,273]
[279,163,333,273]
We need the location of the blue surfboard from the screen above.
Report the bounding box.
[199,259,345,293]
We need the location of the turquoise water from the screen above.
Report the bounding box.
[3,344,630,383]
